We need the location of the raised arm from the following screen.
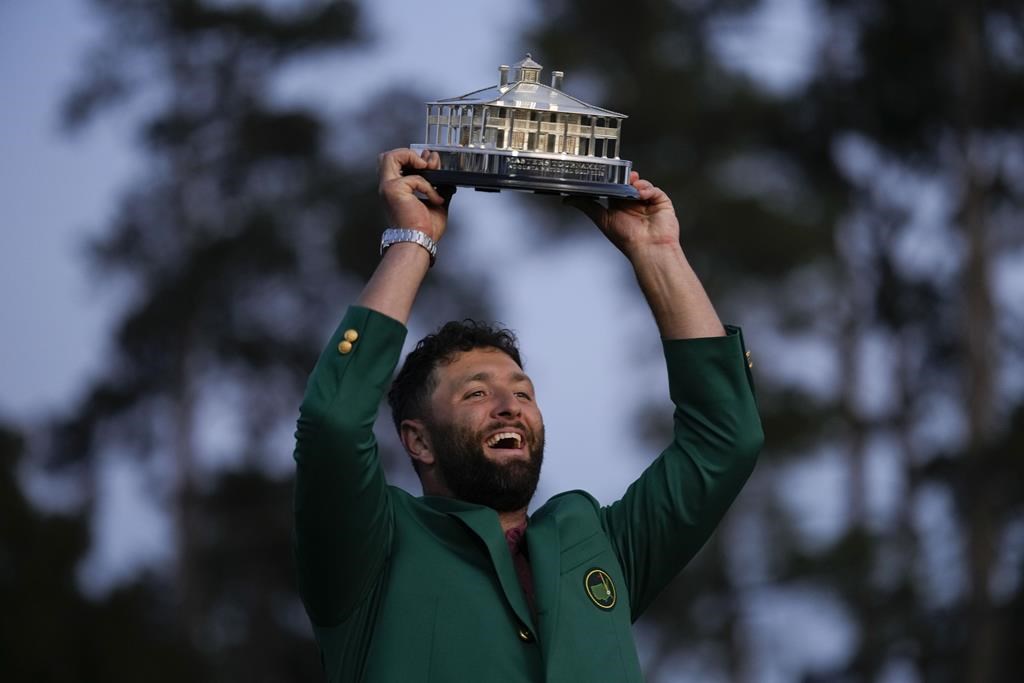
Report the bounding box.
[359,148,454,322]
[570,175,762,620]
[567,172,724,340]
[294,149,454,627]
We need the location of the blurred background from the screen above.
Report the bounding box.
[2,0,1023,681]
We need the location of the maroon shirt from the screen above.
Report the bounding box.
[504,524,536,618]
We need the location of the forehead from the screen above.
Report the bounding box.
[433,347,530,389]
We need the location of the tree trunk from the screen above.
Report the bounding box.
[954,6,999,682]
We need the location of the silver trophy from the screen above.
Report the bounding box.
[410,55,638,199]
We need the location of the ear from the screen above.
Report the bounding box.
[400,419,435,468]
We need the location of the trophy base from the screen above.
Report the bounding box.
[410,145,639,200]
[415,169,640,200]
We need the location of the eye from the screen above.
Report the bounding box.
[515,391,533,401]
[464,389,486,400]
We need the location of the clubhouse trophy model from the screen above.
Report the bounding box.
[411,54,639,199]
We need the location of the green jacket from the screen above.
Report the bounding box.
[294,306,763,682]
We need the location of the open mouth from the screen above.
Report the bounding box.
[485,432,523,450]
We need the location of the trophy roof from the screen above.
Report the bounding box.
[511,54,544,70]
[427,82,626,118]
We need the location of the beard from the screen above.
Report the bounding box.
[426,418,545,512]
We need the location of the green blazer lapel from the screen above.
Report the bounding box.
[525,513,561,651]
[444,506,536,631]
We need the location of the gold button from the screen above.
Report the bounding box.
[748,361,754,369]
[517,627,533,643]
[745,350,752,358]
[344,329,359,343]
[338,340,353,354]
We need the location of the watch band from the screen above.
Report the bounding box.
[380,228,437,266]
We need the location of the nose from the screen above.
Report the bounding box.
[491,388,522,418]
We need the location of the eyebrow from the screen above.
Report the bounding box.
[460,371,532,386]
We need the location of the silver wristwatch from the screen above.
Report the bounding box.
[380,228,437,266]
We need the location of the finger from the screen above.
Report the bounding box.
[630,172,651,190]
[378,148,429,182]
[634,179,656,199]
[638,183,672,209]
[402,175,446,205]
[629,173,656,200]
[631,171,669,201]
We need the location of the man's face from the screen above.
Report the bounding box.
[424,347,545,512]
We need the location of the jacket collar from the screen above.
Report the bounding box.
[525,511,561,653]
[425,498,537,632]
[420,495,564,645]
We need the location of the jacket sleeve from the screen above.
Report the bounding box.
[293,305,407,627]
[600,326,763,622]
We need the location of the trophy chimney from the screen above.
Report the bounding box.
[551,70,564,90]
[512,54,543,84]
[499,64,510,87]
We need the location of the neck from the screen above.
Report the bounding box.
[498,508,528,533]
[419,476,529,531]
[420,475,531,530]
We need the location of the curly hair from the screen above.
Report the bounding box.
[388,320,523,435]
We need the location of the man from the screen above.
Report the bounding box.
[293,148,763,682]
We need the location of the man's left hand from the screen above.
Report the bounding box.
[566,172,681,260]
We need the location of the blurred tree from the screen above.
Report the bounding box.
[803,2,1024,681]
[0,423,202,681]
[524,0,1024,681]
[21,1,489,680]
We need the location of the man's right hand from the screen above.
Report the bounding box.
[378,148,455,242]
[359,150,454,323]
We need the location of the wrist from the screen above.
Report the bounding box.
[381,227,438,266]
[624,238,684,265]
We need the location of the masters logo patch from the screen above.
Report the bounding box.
[584,568,616,610]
